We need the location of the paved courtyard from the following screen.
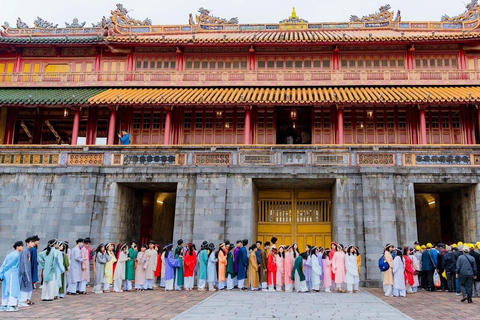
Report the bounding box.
[173,289,412,320]
[2,287,479,320]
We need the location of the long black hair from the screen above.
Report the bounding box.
[396,247,404,262]
[323,249,331,259]
[277,246,285,259]
[44,239,56,256]
[96,243,105,255]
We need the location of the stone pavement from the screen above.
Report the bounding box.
[173,289,413,320]
[0,288,213,320]
[366,288,480,320]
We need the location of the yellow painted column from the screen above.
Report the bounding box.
[0,107,7,144]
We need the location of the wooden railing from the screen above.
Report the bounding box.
[0,69,478,87]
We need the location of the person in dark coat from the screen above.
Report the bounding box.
[456,247,477,303]
[468,246,480,297]
[443,246,457,292]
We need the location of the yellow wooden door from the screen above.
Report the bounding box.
[257,190,331,250]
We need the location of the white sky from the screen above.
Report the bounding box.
[0,0,473,28]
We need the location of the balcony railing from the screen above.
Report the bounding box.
[0,69,478,87]
[0,145,480,168]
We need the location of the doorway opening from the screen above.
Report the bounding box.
[118,182,177,249]
[254,179,334,249]
[276,106,312,144]
[414,183,476,244]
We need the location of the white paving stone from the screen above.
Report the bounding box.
[173,289,413,320]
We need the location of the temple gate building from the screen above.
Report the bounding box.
[1,3,480,286]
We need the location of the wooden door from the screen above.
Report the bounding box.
[257,190,331,249]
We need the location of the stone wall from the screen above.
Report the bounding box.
[1,165,479,287]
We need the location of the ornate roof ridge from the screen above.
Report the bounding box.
[2,3,480,39]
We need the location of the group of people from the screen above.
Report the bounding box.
[381,241,479,303]
[1,235,364,312]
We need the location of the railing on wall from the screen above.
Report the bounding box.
[0,145,479,167]
[0,69,478,87]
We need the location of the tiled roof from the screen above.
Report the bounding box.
[0,88,107,105]
[106,30,480,44]
[0,36,103,44]
[88,86,480,105]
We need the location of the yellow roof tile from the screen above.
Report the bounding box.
[88,86,480,106]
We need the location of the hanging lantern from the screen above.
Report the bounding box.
[290,107,297,121]
[63,108,69,118]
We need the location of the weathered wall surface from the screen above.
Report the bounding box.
[1,165,479,287]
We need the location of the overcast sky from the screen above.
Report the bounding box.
[0,0,474,28]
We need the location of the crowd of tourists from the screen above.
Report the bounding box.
[3,235,479,312]
[0,236,363,312]
[381,242,479,303]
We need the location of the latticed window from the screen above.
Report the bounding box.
[398,112,406,128]
[143,113,151,129]
[195,112,203,128]
[415,54,458,69]
[152,113,161,129]
[340,55,405,69]
[258,56,331,70]
[135,57,176,71]
[184,112,191,129]
[205,112,213,128]
[133,113,141,129]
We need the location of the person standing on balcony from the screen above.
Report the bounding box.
[118,130,130,145]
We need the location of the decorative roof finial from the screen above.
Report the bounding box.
[291,7,298,19]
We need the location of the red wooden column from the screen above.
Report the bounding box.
[336,105,344,144]
[176,47,184,71]
[86,107,98,145]
[14,53,22,73]
[107,107,117,145]
[244,106,252,145]
[71,107,81,145]
[163,107,172,145]
[407,45,415,70]
[3,107,17,145]
[410,107,418,144]
[249,46,255,70]
[459,46,467,70]
[332,46,340,70]
[419,105,428,144]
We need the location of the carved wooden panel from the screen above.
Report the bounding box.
[358,153,395,166]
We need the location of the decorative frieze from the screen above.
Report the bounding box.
[414,154,471,165]
[67,153,104,166]
[240,153,275,165]
[123,154,176,165]
[194,153,231,165]
[358,153,395,166]
[313,153,349,166]
[0,153,59,165]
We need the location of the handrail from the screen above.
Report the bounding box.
[0,69,477,87]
